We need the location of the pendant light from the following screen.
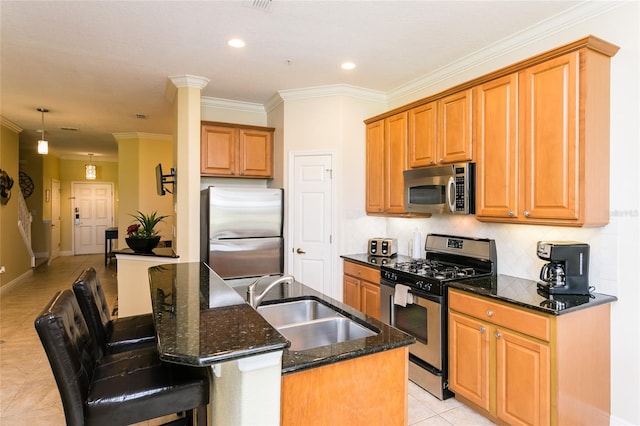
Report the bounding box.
[85,153,97,180]
[37,108,49,154]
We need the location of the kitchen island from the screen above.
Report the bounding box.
[148,262,414,425]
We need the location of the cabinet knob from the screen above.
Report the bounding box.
[524,210,530,217]
[508,210,514,217]
[429,160,435,165]
[495,332,502,339]
[479,326,486,333]
[439,158,444,163]
[486,310,493,317]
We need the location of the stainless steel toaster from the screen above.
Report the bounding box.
[368,238,397,257]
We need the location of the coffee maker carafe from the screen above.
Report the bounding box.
[536,241,591,295]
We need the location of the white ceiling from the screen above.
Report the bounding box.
[1,0,582,161]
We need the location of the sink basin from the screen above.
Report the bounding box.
[278,317,377,351]
[257,299,339,328]
[257,298,378,351]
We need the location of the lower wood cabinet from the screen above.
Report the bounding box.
[448,288,611,426]
[281,347,408,425]
[343,260,380,320]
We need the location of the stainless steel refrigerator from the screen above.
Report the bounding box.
[200,186,284,279]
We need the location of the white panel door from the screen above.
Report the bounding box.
[72,182,114,255]
[50,179,61,260]
[291,154,333,295]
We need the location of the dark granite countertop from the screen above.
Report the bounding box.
[148,263,288,366]
[149,262,415,374]
[340,253,412,269]
[114,247,179,258]
[448,274,617,315]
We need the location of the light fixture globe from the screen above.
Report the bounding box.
[36,108,49,155]
[85,153,96,180]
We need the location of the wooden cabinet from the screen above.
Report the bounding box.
[449,288,612,425]
[281,346,408,425]
[201,122,274,178]
[343,260,380,319]
[408,89,473,168]
[366,112,407,215]
[476,44,617,226]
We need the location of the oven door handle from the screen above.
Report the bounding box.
[389,293,396,328]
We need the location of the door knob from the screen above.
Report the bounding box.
[296,248,306,254]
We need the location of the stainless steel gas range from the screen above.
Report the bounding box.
[380,234,497,400]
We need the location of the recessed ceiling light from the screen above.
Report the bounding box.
[341,62,356,70]
[228,38,246,48]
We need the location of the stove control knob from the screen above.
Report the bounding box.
[416,280,424,289]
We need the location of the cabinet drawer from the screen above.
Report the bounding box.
[344,261,380,284]
[449,289,550,342]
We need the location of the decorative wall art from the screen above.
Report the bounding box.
[19,170,34,199]
[0,169,15,205]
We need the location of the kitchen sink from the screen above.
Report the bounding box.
[257,299,339,328]
[257,298,378,351]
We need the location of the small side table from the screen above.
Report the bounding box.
[105,227,118,265]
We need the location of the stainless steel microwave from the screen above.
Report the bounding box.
[403,163,475,214]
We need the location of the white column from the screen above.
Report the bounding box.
[211,351,283,425]
[166,75,209,262]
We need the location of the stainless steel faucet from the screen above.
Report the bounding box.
[247,274,295,308]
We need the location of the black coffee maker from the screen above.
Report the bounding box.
[536,241,591,295]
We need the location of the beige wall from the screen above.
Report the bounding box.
[58,158,119,253]
[0,121,32,287]
[116,133,173,247]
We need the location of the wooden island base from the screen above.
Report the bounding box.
[281,346,408,425]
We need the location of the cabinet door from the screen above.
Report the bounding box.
[238,128,273,177]
[385,112,408,213]
[408,102,438,168]
[521,52,579,221]
[448,312,490,410]
[475,74,519,219]
[201,125,236,176]
[439,89,473,164]
[343,275,361,311]
[360,280,380,320]
[495,328,550,426]
[366,120,385,214]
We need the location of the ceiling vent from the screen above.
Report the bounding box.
[249,0,272,11]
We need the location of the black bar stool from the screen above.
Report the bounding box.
[35,290,209,426]
[72,267,156,357]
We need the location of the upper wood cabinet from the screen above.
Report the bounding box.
[201,122,274,178]
[476,44,616,226]
[474,74,519,219]
[367,36,618,226]
[366,112,408,215]
[408,89,473,168]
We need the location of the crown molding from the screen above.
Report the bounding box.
[112,132,173,141]
[168,74,210,89]
[201,96,266,114]
[278,84,386,103]
[387,0,625,105]
[1,116,23,133]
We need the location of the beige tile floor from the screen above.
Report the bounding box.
[0,254,494,425]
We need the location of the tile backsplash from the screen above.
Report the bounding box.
[344,213,619,297]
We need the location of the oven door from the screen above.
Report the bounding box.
[380,282,442,370]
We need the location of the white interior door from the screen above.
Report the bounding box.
[290,153,334,296]
[72,182,114,255]
[50,179,61,260]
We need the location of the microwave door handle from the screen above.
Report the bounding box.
[447,176,456,213]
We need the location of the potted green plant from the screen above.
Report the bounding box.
[125,210,168,253]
